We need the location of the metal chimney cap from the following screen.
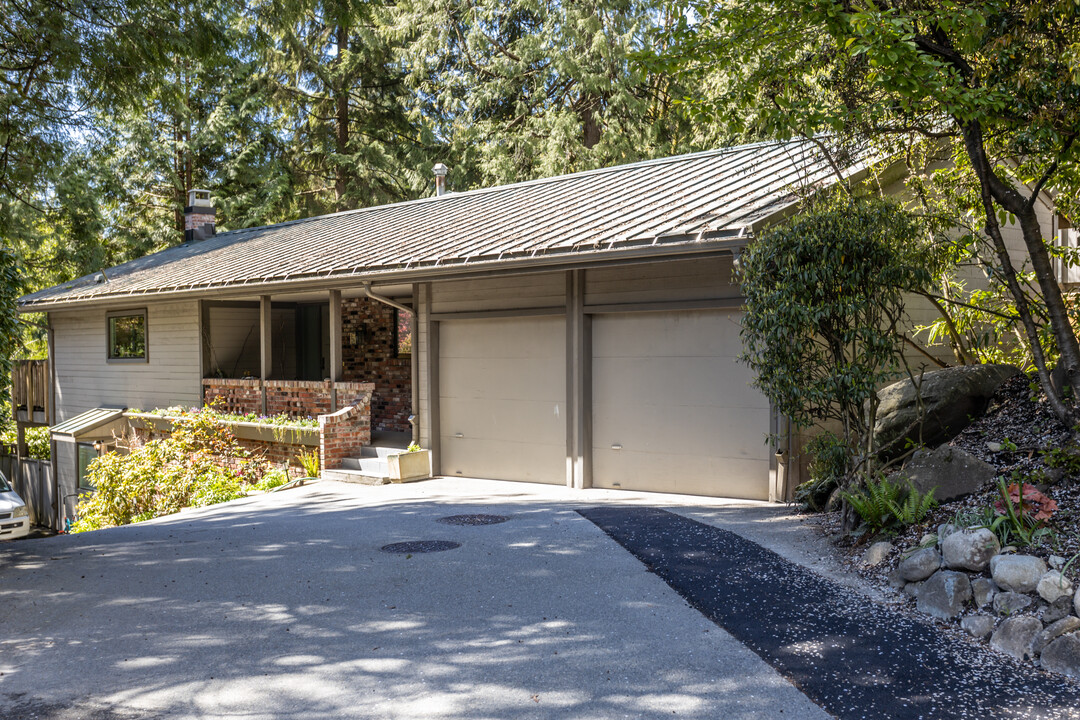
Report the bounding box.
[432,163,449,177]
[187,189,213,208]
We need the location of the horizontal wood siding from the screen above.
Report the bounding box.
[52,301,202,421]
[584,257,739,306]
[430,272,566,314]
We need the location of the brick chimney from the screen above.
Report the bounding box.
[184,189,216,242]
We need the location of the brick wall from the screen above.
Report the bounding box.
[341,298,412,433]
[320,389,374,471]
[203,378,261,415]
[203,379,375,421]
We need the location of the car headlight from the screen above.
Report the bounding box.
[12,505,28,518]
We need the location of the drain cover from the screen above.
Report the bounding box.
[380,540,461,554]
[436,514,509,526]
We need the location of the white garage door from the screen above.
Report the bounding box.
[439,316,566,484]
[591,310,771,499]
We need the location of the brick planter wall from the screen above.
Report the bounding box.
[320,388,374,471]
[129,424,310,478]
[341,298,412,433]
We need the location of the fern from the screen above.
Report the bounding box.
[843,476,936,535]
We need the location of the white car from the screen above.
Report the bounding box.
[0,470,30,540]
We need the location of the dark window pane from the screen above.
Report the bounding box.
[109,314,146,359]
[78,444,96,490]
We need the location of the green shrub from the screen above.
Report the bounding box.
[254,468,290,492]
[795,431,850,511]
[297,449,320,478]
[0,423,50,460]
[72,411,253,532]
[842,475,937,536]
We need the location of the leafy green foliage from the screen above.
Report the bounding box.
[952,475,1057,548]
[739,192,934,460]
[254,468,290,491]
[297,448,320,478]
[794,431,849,511]
[660,0,1080,418]
[0,245,19,408]
[145,405,319,428]
[72,410,258,532]
[1043,444,1080,476]
[0,423,50,460]
[842,475,937,536]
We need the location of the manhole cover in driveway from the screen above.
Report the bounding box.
[380,540,461,554]
[436,514,509,526]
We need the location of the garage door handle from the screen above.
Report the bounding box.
[455,433,464,438]
[611,444,622,450]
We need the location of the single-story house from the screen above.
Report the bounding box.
[14,138,1066,522]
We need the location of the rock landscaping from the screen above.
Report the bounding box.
[821,372,1080,682]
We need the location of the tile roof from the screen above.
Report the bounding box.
[19,138,853,309]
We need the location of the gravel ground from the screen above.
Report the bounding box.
[581,505,1080,720]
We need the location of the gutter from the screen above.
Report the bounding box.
[19,234,748,312]
[361,283,412,313]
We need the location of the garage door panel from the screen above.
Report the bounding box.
[593,449,769,499]
[594,405,770,459]
[591,310,770,499]
[440,357,564,402]
[439,316,566,485]
[441,398,565,445]
[593,356,765,409]
[441,437,565,484]
[592,311,744,358]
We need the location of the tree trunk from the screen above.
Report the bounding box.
[334,21,350,212]
[961,122,1073,422]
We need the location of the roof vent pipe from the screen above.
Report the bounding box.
[433,163,448,197]
[184,189,216,242]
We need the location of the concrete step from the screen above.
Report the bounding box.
[359,445,406,460]
[341,457,389,475]
[323,468,390,485]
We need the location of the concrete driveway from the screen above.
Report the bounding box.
[0,478,833,720]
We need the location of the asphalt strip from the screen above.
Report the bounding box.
[578,506,1080,720]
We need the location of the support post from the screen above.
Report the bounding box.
[329,289,342,413]
[260,295,272,415]
[566,270,591,489]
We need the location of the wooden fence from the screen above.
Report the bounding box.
[0,453,56,530]
[12,359,50,424]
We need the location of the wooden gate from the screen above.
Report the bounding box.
[0,454,56,530]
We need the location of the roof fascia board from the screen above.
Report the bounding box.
[22,237,746,312]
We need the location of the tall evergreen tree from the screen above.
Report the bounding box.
[253,0,431,213]
[390,0,703,188]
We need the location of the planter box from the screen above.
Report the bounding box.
[388,450,431,483]
[125,413,320,447]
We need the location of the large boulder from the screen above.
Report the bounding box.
[917,570,972,620]
[902,446,999,502]
[873,364,1021,458]
[991,555,1048,594]
[941,527,1000,570]
[990,616,1044,661]
[899,547,941,582]
[1042,634,1080,677]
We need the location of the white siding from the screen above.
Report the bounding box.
[51,301,202,421]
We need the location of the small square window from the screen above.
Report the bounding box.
[395,308,413,357]
[77,443,97,490]
[107,310,147,361]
